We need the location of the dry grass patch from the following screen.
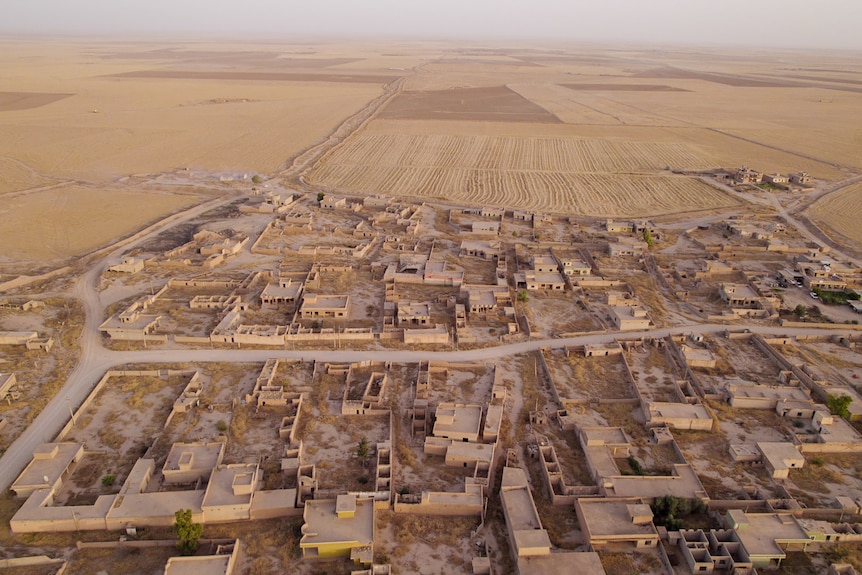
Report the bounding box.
[0,186,202,266]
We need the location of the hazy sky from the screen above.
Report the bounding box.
[2,0,861,50]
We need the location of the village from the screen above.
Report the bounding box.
[1,167,862,575]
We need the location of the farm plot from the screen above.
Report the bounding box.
[379,85,561,123]
[312,132,711,173]
[312,164,738,217]
[806,182,862,247]
[308,131,739,216]
[0,185,202,268]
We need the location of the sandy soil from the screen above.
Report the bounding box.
[380,85,561,123]
[0,186,202,268]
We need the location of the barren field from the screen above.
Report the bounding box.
[379,85,561,123]
[0,91,73,111]
[0,157,56,194]
[806,182,862,246]
[0,42,389,180]
[0,186,202,266]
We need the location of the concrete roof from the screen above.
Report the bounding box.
[164,554,233,575]
[729,384,810,401]
[202,464,258,508]
[647,402,712,420]
[261,280,303,300]
[163,442,225,477]
[500,468,543,531]
[302,294,349,309]
[12,443,83,494]
[757,442,804,467]
[728,511,810,558]
[518,552,607,575]
[433,403,482,438]
[107,490,205,523]
[580,427,629,446]
[300,496,374,549]
[720,283,759,300]
[576,498,658,540]
[446,441,495,462]
[607,464,707,500]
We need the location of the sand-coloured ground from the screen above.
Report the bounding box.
[0,91,74,111]
[308,120,742,216]
[0,42,390,180]
[380,85,561,123]
[0,157,56,194]
[806,182,862,246]
[0,186,201,266]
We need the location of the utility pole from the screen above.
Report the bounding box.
[66,396,77,427]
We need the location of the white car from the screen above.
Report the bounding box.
[810,292,819,299]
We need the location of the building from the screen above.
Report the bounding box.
[756,442,804,479]
[299,295,350,319]
[789,172,811,185]
[611,306,652,331]
[719,283,760,308]
[432,403,482,442]
[763,173,789,185]
[575,498,660,549]
[725,510,812,569]
[499,466,607,574]
[11,443,85,498]
[300,494,375,565]
[260,278,304,306]
[735,167,762,184]
[163,540,240,575]
[162,442,226,484]
[396,302,431,327]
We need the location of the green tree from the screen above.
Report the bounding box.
[174,509,203,555]
[317,192,325,202]
[251,174,262,185]
[793,304,807,318]
[517,289,529,303]
[357,437,371,468]
[643,228,654,247]
[828,394,852,419]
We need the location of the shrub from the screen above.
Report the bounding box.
[101,474,116,487]
[216,420,228,433]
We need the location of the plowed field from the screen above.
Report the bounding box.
[806,182,862,245]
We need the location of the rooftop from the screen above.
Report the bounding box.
[300,496,374,549]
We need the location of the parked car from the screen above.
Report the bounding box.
[810,292,819,299]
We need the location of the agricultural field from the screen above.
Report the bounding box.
[0,185,202,269]
[806,182,862,246]
[0,41,389,181]
[308,127,740,217]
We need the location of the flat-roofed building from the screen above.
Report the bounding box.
[611,306,652,331]
[201,463,260,523]
[756,442,805,479]
[719,283,760,308]
[11,443,85,498]
[162,442,226,484]
[299,294,350,319]
[300,495,375,564]
[396,302,431,326]
[576,498,659,549]
[725,510,812,569]
[432,403,482,442]
[164,540,240,575]
[260,278,304,306]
